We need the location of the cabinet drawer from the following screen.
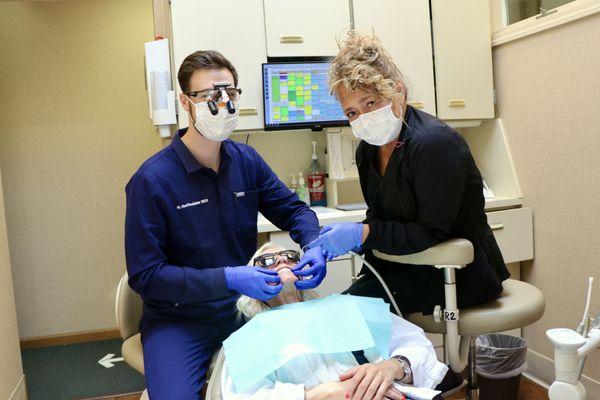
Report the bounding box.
[263,0,350,57]
[486,207,533,264]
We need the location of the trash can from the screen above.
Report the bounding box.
[475,334,528,400]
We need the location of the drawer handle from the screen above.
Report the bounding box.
[239,107,258,116]
[280,35,304,44]
[407,100,424,109]
[448,99,466,108]
[490,223,504,231]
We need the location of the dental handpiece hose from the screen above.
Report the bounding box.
[576,277,594,379]
[348,251,402,317]
[577,277,594,336]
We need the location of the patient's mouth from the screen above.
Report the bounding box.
[276,267,302,304]
[277,267,298,285]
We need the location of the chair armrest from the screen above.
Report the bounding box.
[372,239,474,268]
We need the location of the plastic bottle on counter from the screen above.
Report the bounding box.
[296,172,310,205]
[307,141,327,206]
[289,173,298,194]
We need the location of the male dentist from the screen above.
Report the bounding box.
[125,50,325,399]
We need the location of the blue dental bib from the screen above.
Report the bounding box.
[223,294,392,392]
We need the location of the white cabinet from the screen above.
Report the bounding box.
[169,0,496,129]
[431,0,494,120]
[352,0,436,116]
[315,257,353,297]
[170,0,266,130]
[263,0,351,57]
[487,207,534,264]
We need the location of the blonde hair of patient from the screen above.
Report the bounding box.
[329,30,407,102]
[236,242,318,320]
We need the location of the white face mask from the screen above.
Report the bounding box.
[350,103,403,146]
[190,100,239,142]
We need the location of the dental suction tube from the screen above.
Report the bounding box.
[576,276,595,379]
[349,251,402,317]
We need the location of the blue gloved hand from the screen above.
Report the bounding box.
[292,246,327,290]
[224,266,282,301]
[307,223,364,260]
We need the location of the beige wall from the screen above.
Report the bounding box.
[231,130,328,187]
[0,0,162,339]
[493,13,600,381]
[0,168,26,400]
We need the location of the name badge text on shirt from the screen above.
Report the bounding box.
[176,199,209,210]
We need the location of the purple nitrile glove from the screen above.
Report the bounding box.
[292,246,327,290]
[307,223,363,260]
[224,266,282,301]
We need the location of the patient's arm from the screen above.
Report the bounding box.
[337,359,401,400]
[371,313,449,389]
[221,364,305,400]
[305,380,354,400]
[339,314,447,392]
[220,364,352,400]
[307,380,405,400]
[222,362,403,400]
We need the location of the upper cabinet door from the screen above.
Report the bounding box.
[171,0,266,130]
[431,0,494,120]
[352,0,436,116]
[264,0,351,57]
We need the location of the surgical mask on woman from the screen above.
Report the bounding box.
[350,103,403,146]
[189,99,239,142]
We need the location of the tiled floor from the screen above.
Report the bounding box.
[22,339,144,400]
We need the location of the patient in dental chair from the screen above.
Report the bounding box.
[220,243,449,400]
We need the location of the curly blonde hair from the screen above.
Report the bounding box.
[329,30,406,101]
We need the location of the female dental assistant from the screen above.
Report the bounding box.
[307,32,510,316]
[125,50,325,400]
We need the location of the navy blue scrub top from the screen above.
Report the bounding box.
[125,129,320,325]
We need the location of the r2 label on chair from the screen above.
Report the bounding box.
[444,310,459,321]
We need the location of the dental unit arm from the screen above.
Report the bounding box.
[547,277,600,400]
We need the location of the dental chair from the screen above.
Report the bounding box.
[115,272,221,400]
[203,239,545,400]
[119,239,544,400]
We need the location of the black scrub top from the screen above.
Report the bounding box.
[355,106,510,315]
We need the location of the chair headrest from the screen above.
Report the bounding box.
[115,272,143,340]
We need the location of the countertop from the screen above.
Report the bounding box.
[257,206,366,233]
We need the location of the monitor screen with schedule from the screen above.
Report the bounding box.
[262,59,349,131]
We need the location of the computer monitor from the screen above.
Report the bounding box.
[262,58,349,131]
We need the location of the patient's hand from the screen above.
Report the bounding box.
[305,379,355,400]
[339,360,403,400]
[305,376,405,400]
